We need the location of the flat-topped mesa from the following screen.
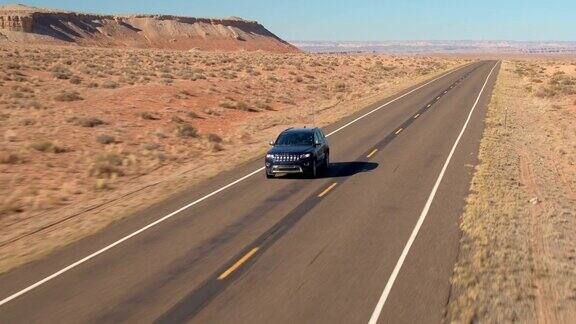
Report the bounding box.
[0,4,298,52]
[0,14,33,32]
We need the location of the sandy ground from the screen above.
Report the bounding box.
[448,59,576,323]
[0,44,468,273]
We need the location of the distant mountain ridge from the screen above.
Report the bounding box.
[0,4,299,52]
[293,40,576,54]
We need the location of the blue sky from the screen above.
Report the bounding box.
[1,0,574,41]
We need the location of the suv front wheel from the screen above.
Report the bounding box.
[307,159,317,178]
[323,153,330,169]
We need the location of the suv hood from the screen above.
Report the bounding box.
[268,145,314,154]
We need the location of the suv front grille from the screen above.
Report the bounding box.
[272,154,299,162]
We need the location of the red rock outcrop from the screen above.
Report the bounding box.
[0,4,298,53]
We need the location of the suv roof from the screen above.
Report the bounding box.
[281,127,318,133]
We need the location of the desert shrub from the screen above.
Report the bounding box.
[204,108,220,116]
[177,123,198,138]
[96,134,116,144]
[101,80,119,89]
[30,141,66,153]
[6,62,20,70]
[0,152,23,164]
[21,118,35,126]
[186,111,200,118]
[139,112,160,120]
[334,82,347,92]
[69,117,105,127]
[219,101,235,109]
[143,142,160,150]
[212,143,224,152]
[54,90,83,102]
[171,115,185,124]
[255,101,273,111]
[534,86,557,98]
[11,92,25,99]
[69,76,82,84]
[235,101,251,111]
[51,67,72,80]
[90,153,124,177]
[207,133,223,143]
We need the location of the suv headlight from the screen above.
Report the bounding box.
[300,153,311,159]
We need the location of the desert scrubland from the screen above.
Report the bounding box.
[0,44,467,272]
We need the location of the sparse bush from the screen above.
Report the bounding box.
[30,141,66,153]
[171,115,185,123]
[143,142,161,150]
[177,123,198,138]
[70,76,82,84]
[207,133,223,143]
[334,82,347,92]
[212,143,224,152]
[6,62,20,70]
[187,111,200,118]
[51,66,72,80]
[0,152,23,164]
[219,101,235,109]
[204,108,220,116]
[255,101,273,111]
[101,80,119,89]
[96,134,116,144]
[139,112,160,120]
[69,117,105,127]
[54,90,83,102]
[21,118,35,126]
[90,153,124,178]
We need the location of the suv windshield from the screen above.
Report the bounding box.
[275,132,314,146]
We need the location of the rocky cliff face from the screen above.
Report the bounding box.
[0,14,33,32]
[0,4,298,53]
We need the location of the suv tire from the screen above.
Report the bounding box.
[307,159,317,178]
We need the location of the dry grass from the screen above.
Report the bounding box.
[0,44,468,272]
[448,59,576,323]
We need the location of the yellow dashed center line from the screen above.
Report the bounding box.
[366,149,378,158]
[395,128,403,135]
[318,182,338,197]
[413,113,420,119]
[218,247,260,280]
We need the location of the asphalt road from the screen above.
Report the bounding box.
[0,60,500,323]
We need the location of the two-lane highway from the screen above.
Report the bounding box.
[0,60,499,323]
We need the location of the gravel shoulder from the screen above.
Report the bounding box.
[448,59,576,323]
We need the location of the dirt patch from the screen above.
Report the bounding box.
[0,44,469,273]
[448,59,576,323]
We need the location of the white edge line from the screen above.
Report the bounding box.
[0,62,475,307]
[367,61,499,324]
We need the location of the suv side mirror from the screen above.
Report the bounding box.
[269,141,274,146]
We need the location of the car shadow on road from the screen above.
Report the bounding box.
[279,161,378,179]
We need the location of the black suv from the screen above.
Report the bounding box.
[265,127,330,178]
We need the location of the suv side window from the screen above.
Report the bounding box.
[318,129,327,142]
[313,131,320,144]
